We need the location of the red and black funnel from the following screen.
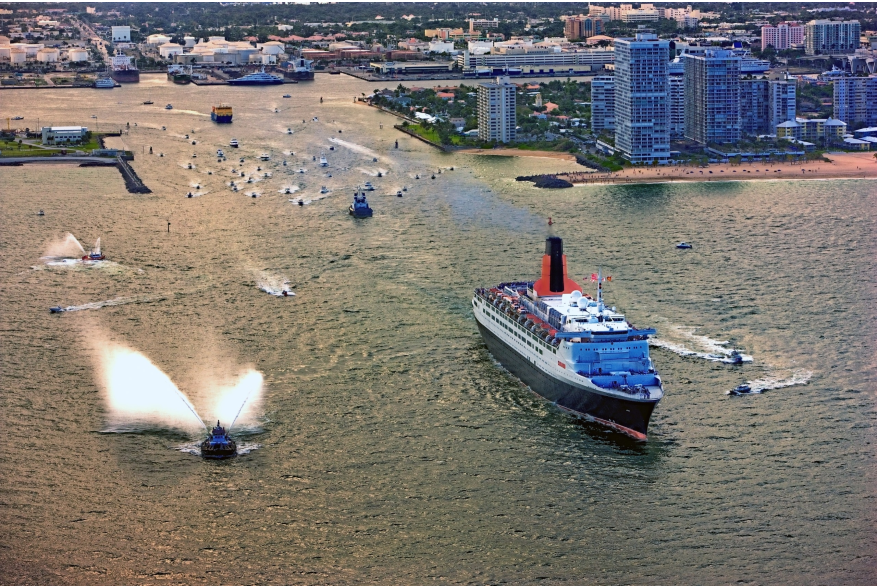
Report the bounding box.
[532,237,582,296]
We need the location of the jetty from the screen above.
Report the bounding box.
[0,155,151,194]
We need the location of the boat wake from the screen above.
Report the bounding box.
[726,370,813,394]
[256,272,295,297]
[52,295,164,313]
[175,441,261,456]
[649,325,753,363]
[329,137,381,160]
[358,167,388,177]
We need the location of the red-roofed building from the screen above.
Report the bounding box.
[544,102,558,113]
[436,92,455,99]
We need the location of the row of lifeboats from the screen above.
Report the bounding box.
[480,289,561,347]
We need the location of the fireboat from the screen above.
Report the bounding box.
[200,421,238,458]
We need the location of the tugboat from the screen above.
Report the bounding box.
[349,189,373,218]
[211,104,233,124]
[200,421,237,458]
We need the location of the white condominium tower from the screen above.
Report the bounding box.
[805,20,861,55]
[478,75,517,143]
[614,32,670,164]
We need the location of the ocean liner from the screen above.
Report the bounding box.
[473,237,663,440]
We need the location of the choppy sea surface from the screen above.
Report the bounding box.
[1,74,875,585]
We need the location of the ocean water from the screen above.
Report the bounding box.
[1,74,875,584]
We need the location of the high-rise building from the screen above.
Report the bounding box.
[761,22,804,50]
[684,49,741,144]
[591,75,615,133]
[668,59,685,139]
[833,76,877,127]
[564,16,603,41]
[805,20,861,55]
[740,78,770,135]
[478,75,517,143]
[614,32,670,164]
[768,78,797,132]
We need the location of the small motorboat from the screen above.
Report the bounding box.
[185,134,190,139]
[160,153,164,157]
[402,187,407,192]
[187,192,194,198]
[377,171,383,178]
[274,108,279,113]
[246,177,253,183]
[349,190,373,218]
[284,187,292,194]
[49,306,65,313]
[230,139,239,148]
[298,199,304,206]
[143,100,154,105]
[208,171,213,175]
[260,153,270,161]
[239,157,245,163]
[187,163,193,169]
[676,242,692,249]
[257,166,262,171]
[82,251,105,262]
[415,174,420,179]
[363,182,374,191]
[312,155,316,161]
[287,128,292,134]
[298,168,306,174]
[319,154,328,167]
[326,173,332,178]
[200,421,237,459]
[372,157,378,162]
[283,94,291,98]
[729,384,753,396]
[251,193,258,198]
[728,350,744,364]
[431,174,436,180]
[396,191,403,197]
[195,184,201,189]
[165,104,173,110]
[192,153,197,158]
[191,140,197,145]
[38,209,45,216]
[320,186,329,194]
[240,171,245,177]
[329,146,335,151]
[263,172,270,178]
[11,116,23,120]
[161,126,166,131]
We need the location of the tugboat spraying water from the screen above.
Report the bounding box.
[201,421,237,458]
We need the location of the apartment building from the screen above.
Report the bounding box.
[833,76,877,127]
[591,75,615,133]
[761,22,804,50]
[614,32,670,163]
[563,16,603,41]
[805,20,861,55]
[478,75,517,143]
[668,59,685,139]
[684,49,742,144]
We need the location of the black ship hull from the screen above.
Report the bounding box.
[284,70,314,81]
[476,319,657,439]
[111,70,140,83]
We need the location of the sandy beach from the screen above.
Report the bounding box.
[460,149,877,184]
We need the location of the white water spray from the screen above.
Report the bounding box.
[100,344,206,432]
[43,233,86,258]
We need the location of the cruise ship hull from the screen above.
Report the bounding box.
[227,78,284,86]
[476,319,657,439]
[284,70,314,81]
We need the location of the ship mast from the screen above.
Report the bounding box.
[597,267,604,312]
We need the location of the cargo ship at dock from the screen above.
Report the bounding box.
[473,237,663,440]
[110,50,139,83]
[211,104,233,123]
[167,64,192,84]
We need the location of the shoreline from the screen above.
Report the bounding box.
[456,149,877,185]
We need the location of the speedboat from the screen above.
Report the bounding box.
[329,146,335,151]
[363,182,374,191]
[728,350,744,364]
[165,104,173,110]
[298,168,306,174]
[38,209,45,216]
[319,154,328,167]
[415,174,420,179]
[187,192,194,198]
[349,189,373,218]
[187,163,193,169]
[396,190,403,197]
[200,421,237,459]
[402,187,407,192]
[376,171,383,178]
[729,384,753,396]
[185,134,190,139]
[161,126,166,131]
[49,306,65,313]
[217,149,224,157]
[239,157,245,163]
[298,199,304,206]
[676,242,693,249]
[229,139,239,148]
[287,128,292,134]
[284,187,292,194]
[257,166,262,171]
[192,140,197,145]
[192,153,197,158]
[143,100,153,105]
[260,153,270,161]
[283,94,291,98]
[320,186,329,194]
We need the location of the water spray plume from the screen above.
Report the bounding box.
[101,344,206,431]
[44,233,86,258]
[214,371,263,433]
